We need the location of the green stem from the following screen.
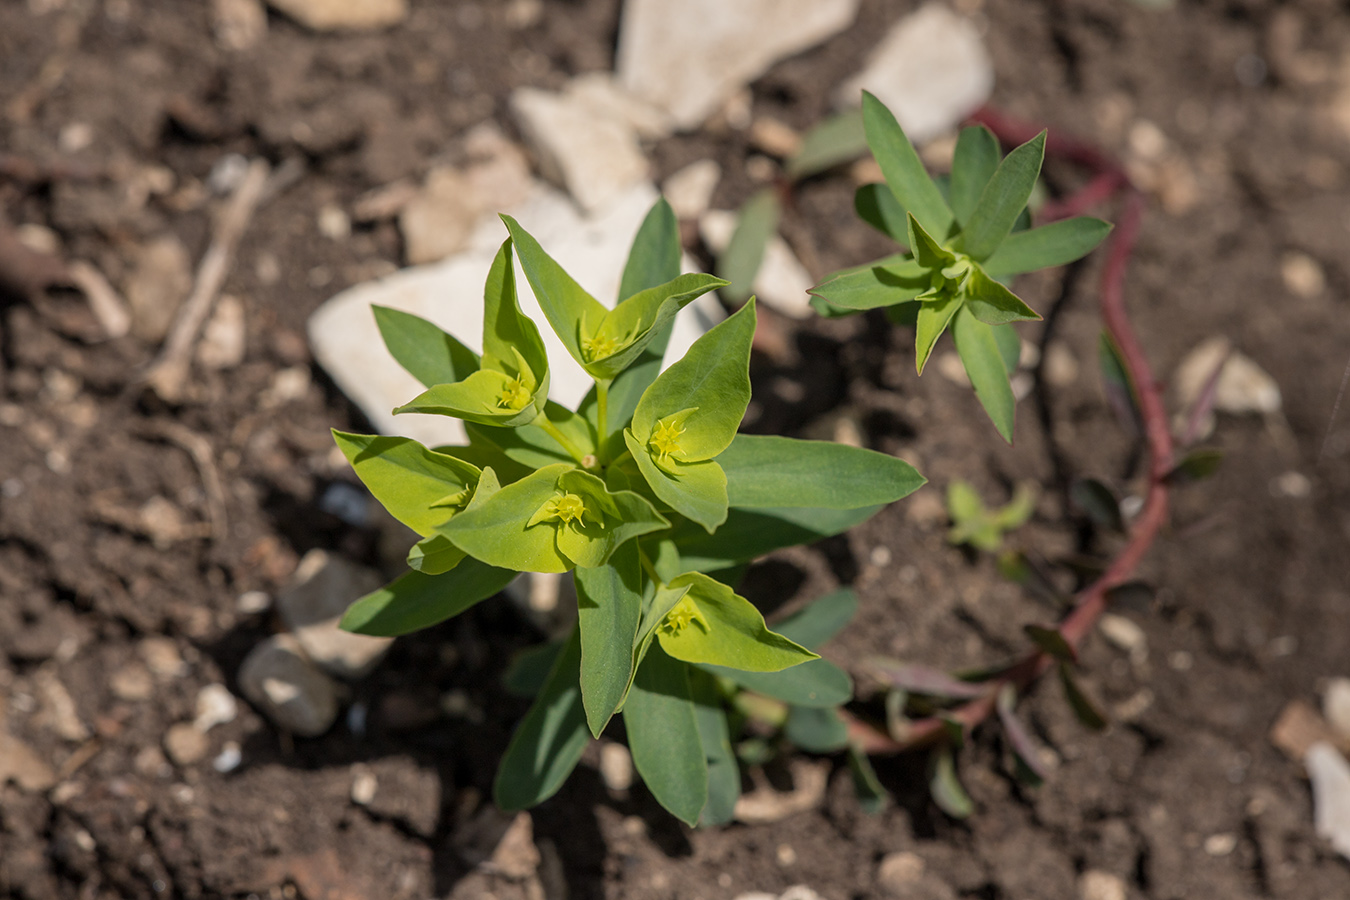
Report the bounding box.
[637,546,663,586]
[535,417,586,466]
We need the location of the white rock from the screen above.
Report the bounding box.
[1098,613,1148,659]
[196,294,247,370]
[193,684,238,732]
[238,634,340,737]
[213,0,267,50]
[124,235,192,343]
[836,3,994,145]
[277,549,392,680]
[213,741,243,773]
[265,0,406,31]
[1324,678,1350,741]
[511,84,649,214]
[617,0,859,131]
[1307,742,1350,861]
[1175,337,1282,418]
[662,159,721,220]
[461,124,534,211]
[1078,870,1127,900]
[309,181,723,448]
[700,210,814,318]
[567,72,673,141]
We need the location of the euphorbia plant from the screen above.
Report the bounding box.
[332,199,924,824]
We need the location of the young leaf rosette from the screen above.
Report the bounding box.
[651,572,817,672]
[393,239,551,428]
[623,300,755,532]
[439,463,669,573]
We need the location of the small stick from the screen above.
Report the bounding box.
[66,260,131,339]
[136,419,229,540]
[142,158,270,402]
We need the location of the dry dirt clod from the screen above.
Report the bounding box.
[0,732,58,792]
[1270,699,1341,761]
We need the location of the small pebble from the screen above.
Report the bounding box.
[236,590,271,614]
[1078,870,1127,900]
[164,723,209,766]
[110,664,154,702]
[1098,614,1148,662]
[776,843,797,866]
[1169,651,1193,671]
[193,684,238,732]
[1281,252,1325,298]
[599,742,634,792]
[1203,832,1238,856]
[139,637,186,678]
[351,766,378,805]
[1323,678,1350,741]
[212,741,242,773]
[1271,471,1311,498]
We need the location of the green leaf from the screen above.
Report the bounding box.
[501,214,609,370]
[958,130,1046,261]
[807,255,926,312]
[467,401,596,471]
[624,645,708,825]
[373,305,480,389]
[669,505,880,571]
[861,91,952,239]
[964,265,1041,326]
[655,572,817,672]
[787,109,867,180]
[333,431,482,536]
[952,305,1016,443]
[996,684,1048,785]
[992,322,1022,376]
[481,239,549,400]
[716,189,781,302]
[1024,624,1076,662]
[784,705,849,752]
[914,292,962,375]
[1099,332,1141,435]
[407,533,466,575]
[1167,447,1224,484]
[982,217,1113,276]
[503,640,565,698]
[583,273,726,380]
[949,124,1001,227]
[928,745,973,818]
[946,480,984,523]
[992,483,1036,530]
[496,626,591,811]
[700,657,852,708]
[771,588,858,650]
[689,667,739,826]
[1058,662,1108,731]
[441,464,575,573]
[720,434,925,510]
[1070,478,1124,531]
[576,542,644,737]
[625,436,730,533]
[432,441,535,485]
[620,197,682,302]
[848,746,887,814]
[854,183,910,244]
[339,560,516,636]
[906,213,955,271]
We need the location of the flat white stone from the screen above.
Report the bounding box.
[309,181,722,449]
[1307,741,1350,861]
[701,210,815,318]
[836,3,994,145]
[511,84,650,215]
[617,0,859,131]
[266,0,406,31]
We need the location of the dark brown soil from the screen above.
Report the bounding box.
[2,1,1349,898]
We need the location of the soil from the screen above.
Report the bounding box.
[2,0,1349,898]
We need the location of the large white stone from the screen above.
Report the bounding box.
[836,3,993,144]
[1307,742,1350,861]
[309,181,722,449]
[511,83,650,215]
[617,0,859,131]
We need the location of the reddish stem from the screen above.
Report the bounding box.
[846,119,1174,755]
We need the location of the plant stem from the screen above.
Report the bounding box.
[637,546,663,586]
[845,114,1175,755]
[535,417,587,466]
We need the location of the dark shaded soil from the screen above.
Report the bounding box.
[2,1,1349,898]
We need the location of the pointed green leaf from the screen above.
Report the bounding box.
[787,108,867,180]
[719,434,925,509]
[552,469,669,568]
[373,305,480,389]
[929,745,973,818]
[996,684,1048,785]
[963,266,1041,326]
[625,434,729,532]
[689,667,739,827]
[992,322,1022,376]
[503,639,566,698]
[1070,478,1124,531]
[669,505,881,572]
[716,189,780,302]
[1024,624,1076,662]
[624,645,708,825]
[481,239,548,396]
[333,431,482,536]
[952,305,1016,442]
[700,657,851,708]
[495,627,590,810]
[854,183,910,244]
[982,217,1113,275]
[440,464,575,573]
[861,91,952,238]
[848,746,887,814]
[958,130,1046,261]
[466,401,596,472]
[620,197,682,302]
[501,215,609,369]
[907,213,956,271]
[992,482,1036,529]
[1099,331,1141,435]
[914,292,962,375]
[1058,662,1108,731]
[576,542,644,736]
[432,440,534,485]
[785,705,849,752]
[407,533,466,575]
[772,588,858,650]
[946,479,984,523]
[950,124,1001,227]
[654,572,817,672]
[808,254,926,312]
[339,560,516,636]
[395,360,549,428]
[584,273,726,380]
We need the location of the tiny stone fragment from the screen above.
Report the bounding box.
[599,742,634,792]
[164,722,210,766]
[193,684,238,732]
[1078,870,1127,900]
[265,0,407,31]
[1324,678,1350,742]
